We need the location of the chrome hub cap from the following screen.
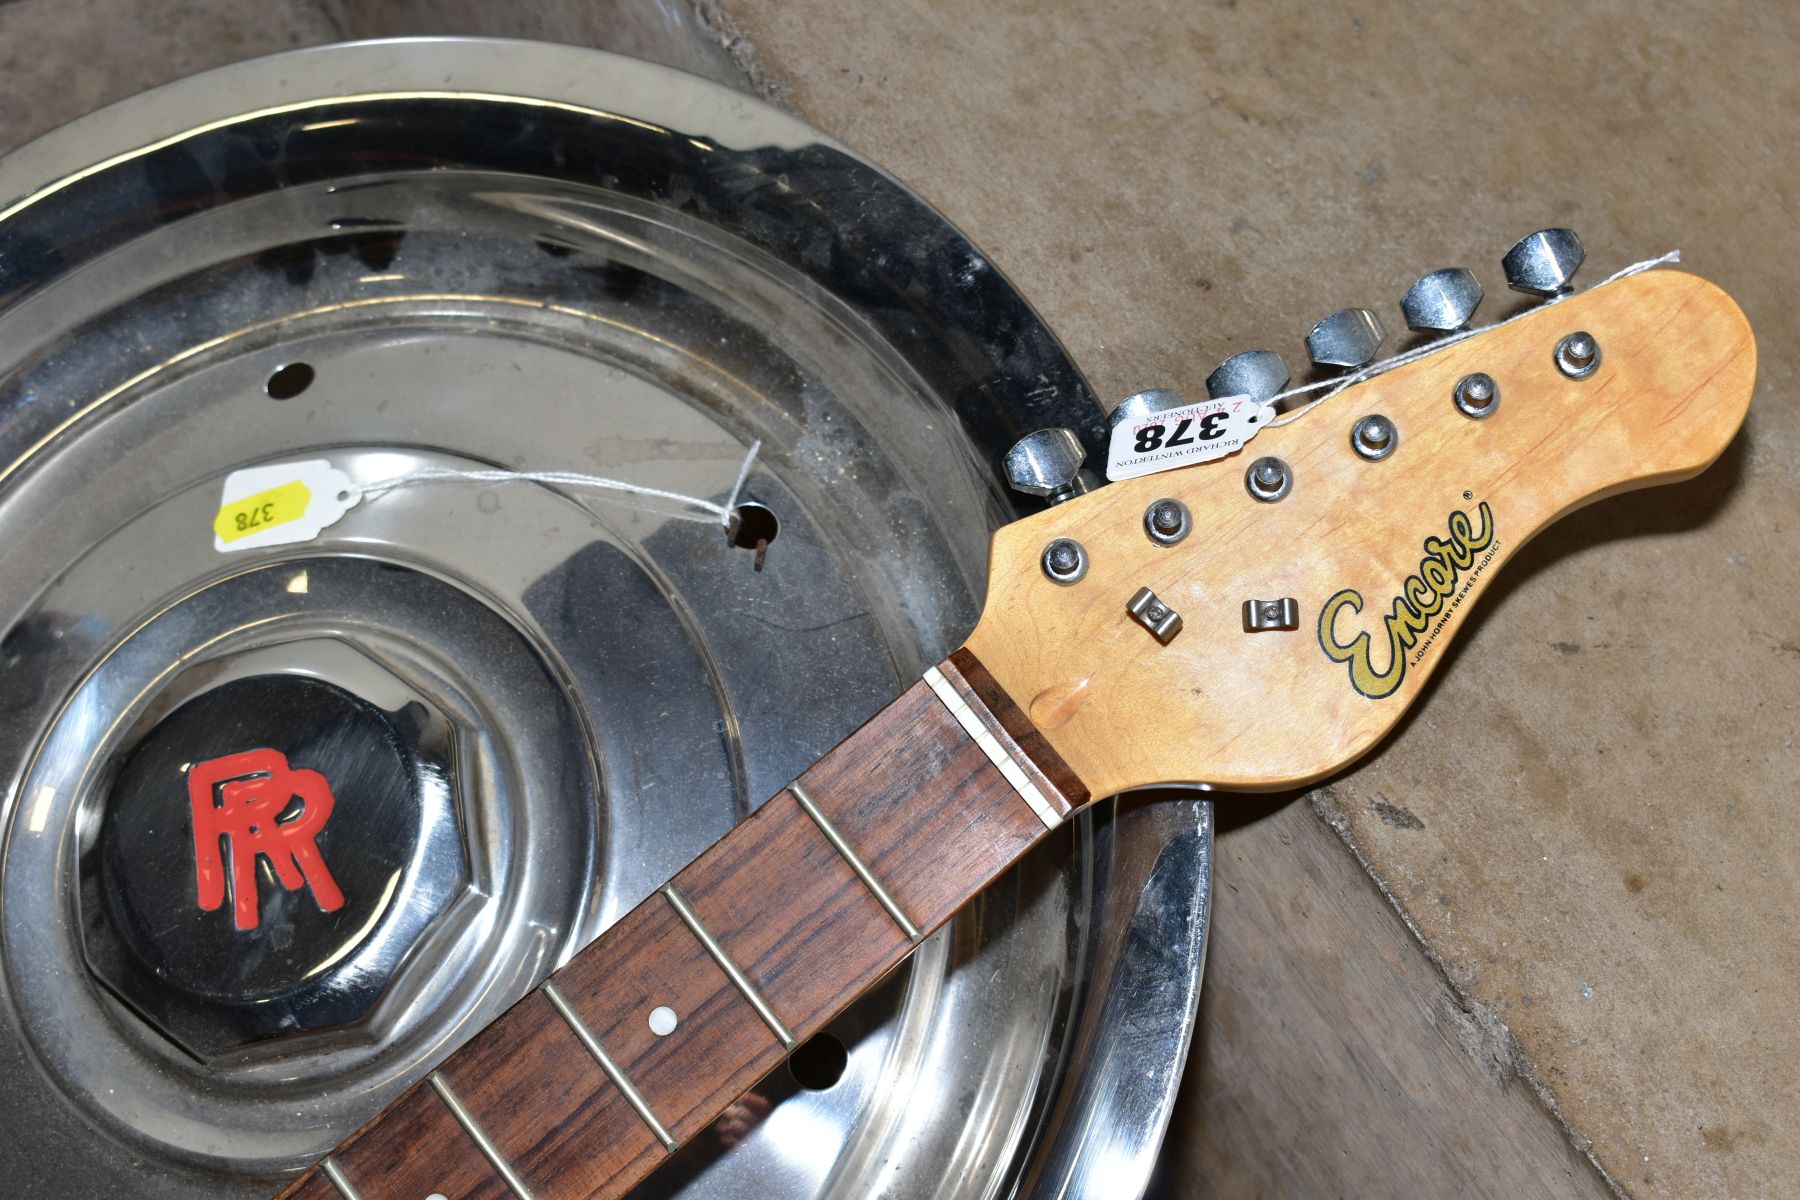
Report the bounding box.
[0,39,1208,1200]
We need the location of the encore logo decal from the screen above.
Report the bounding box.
[188,749,346,931]
[1317,500,1500,699]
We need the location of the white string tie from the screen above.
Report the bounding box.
[360,439,763,529]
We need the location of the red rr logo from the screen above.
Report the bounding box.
[188,749,345,931]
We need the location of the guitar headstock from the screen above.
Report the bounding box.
[965,264,1754,797]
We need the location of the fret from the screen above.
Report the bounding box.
[548,884,787,1147]
[321,1082,510,1200]
[286,1165,347,1200]
[428,1073,534,1199]
[278,651,1087,1200]
[318,1159,360,1200]
[434,988,663,1193]
[540,981,676,1150]
[670,787,912,1037]
[790,780,923,943]
[793,675,1054,932]
[660,882,797,1050]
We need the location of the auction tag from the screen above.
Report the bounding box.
[1105,394,1274,481]
[213,460,360,552]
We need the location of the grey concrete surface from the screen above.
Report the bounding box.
[3,1,1794,1197]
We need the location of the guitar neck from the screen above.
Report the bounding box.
[279,649,1089,1200]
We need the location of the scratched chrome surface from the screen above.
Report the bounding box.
[0,40,1208,1200]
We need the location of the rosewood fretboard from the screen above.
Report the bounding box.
[278,648,1088,1200]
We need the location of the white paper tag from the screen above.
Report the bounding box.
[1105,394,1274,481]
[212,460,361,553]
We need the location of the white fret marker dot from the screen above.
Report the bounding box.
[427,1194,448,1200]
[648,1005,679,1037]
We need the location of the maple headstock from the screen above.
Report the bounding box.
[964,269,1755,797]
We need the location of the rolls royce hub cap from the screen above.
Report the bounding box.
[0,38,1209,1200]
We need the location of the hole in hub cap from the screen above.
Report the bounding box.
[788,1031,848,1090]
[727,502,780,571]
[265,362,315,399]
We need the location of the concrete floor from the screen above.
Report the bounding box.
[711,4,1798,1196]
[3,1,1795,1197]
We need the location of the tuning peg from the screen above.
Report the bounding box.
[1306,308,1387,370]
[1206,350,1290,405]
[1004,427,1088,505]
[1108,390,1195,437]
[1502,228,1584,297]
[1401,268,1483,333]
[1109,389,1188,430]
